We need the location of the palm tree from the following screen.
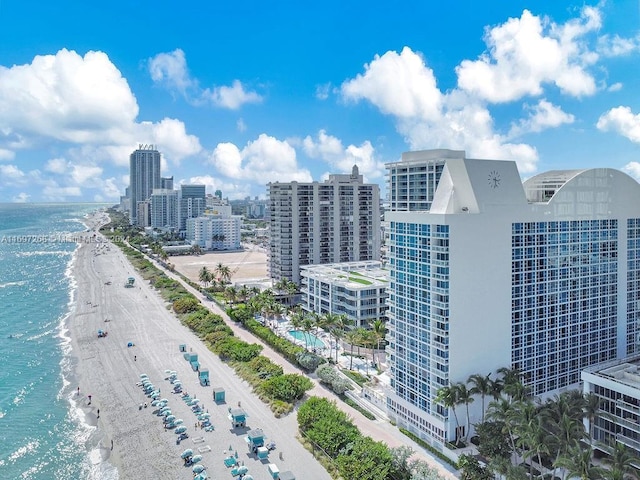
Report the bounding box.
[486,397,518,463]
[199,266,212,287]
[344,329,360,370]
[360,329,377,375]
[328,313,351,363]
[497,366,530,401]
[224,285,238,304]
[301,315,315,351]
[215,262,232,284]
[289,306,305,335]
[435,383,462,444]
[468,373,492,423]
[518,416,550,479]
[370,319,386,369]
[601,440,636,480]
[582,392,602,442]
[455,382,474,443]
[555,442,604,480]
[238,285,250,303]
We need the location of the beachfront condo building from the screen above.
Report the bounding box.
[268,165,381,284]
[129,145,162,225]
[150,188,180,231]
[385,149,640,451]
[186,213,242,251]
[179,184,206,233]
[582,356,640,457]
[300,261,388,328]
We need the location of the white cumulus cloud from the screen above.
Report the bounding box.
[509,100,575,137]
[622,162,640,181]
[0,49,139,144]
[208,134,312,184]
[456,7,599,103]
[302,130,385,180]
[597,106,640,143]
[203,80,262,110]
[149,50,262,110]
[341,47,442,120]
[148,48,194,94]
[0,164,25,179]
[340,48,540,173]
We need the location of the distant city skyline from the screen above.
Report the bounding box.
[0,1,639,202]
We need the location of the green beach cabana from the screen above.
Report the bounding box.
[212,387,225,403]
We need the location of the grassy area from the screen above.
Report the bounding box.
[341,369,369,386]
[341,395,376,420]
[399,428,459,469]
[348,276,372,285]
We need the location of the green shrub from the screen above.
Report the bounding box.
[296,351,324,372]
[173,296,201,314]
[261,374,313,402]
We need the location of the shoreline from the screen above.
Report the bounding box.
[66,211,332,480]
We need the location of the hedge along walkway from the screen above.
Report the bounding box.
[144,253,458,480]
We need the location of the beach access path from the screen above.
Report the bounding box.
[69,214,332,480]
[149,252,459,479]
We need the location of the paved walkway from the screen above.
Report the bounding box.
[147,252,459,479]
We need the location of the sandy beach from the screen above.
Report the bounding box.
[68,214,331,480]
[170,248,269,285]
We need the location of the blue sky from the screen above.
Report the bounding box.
[0,0,639,202]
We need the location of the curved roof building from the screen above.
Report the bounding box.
[385,150,640,451]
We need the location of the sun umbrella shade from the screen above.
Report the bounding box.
[181,449,194,459]
[190,455,202,464]
[193,464,205,473]
[175,426,187,434]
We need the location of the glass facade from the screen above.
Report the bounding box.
[627,219,640,355]
[511,220,618,395]
[387,221,449,442]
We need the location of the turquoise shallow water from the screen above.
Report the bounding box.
[0,203,116,480]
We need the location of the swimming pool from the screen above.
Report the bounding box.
[288,330,326,349]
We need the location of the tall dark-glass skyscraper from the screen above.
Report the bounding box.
[129,145,161,225]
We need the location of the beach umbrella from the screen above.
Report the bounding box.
[234,450,238,459]
[190,454,203,464]
[164,369,172,375]
[236,466,248,475]
[160,398,168,403]
[243,475,253,480]
[193,464,205,474]
[175,426,187,434]
[139,373,148,379]
[180,448,193,459]
[193,473,208,480]
[151,400,160,407]
[162,410,172,416]
[165,415,176,422]
[174,418,184,425]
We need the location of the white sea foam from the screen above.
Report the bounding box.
[16,250,73,257]
[58,236,119,480]
[0,280,26,288]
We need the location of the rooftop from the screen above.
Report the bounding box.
[300,261,388,288]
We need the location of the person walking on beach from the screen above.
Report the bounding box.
[97,409,100,418]
[88,394,92,405]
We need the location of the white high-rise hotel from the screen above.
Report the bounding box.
[386,149,640,448]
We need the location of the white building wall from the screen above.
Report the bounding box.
[386,151,640,448]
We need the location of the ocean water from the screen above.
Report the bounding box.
[0,203,117,480]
